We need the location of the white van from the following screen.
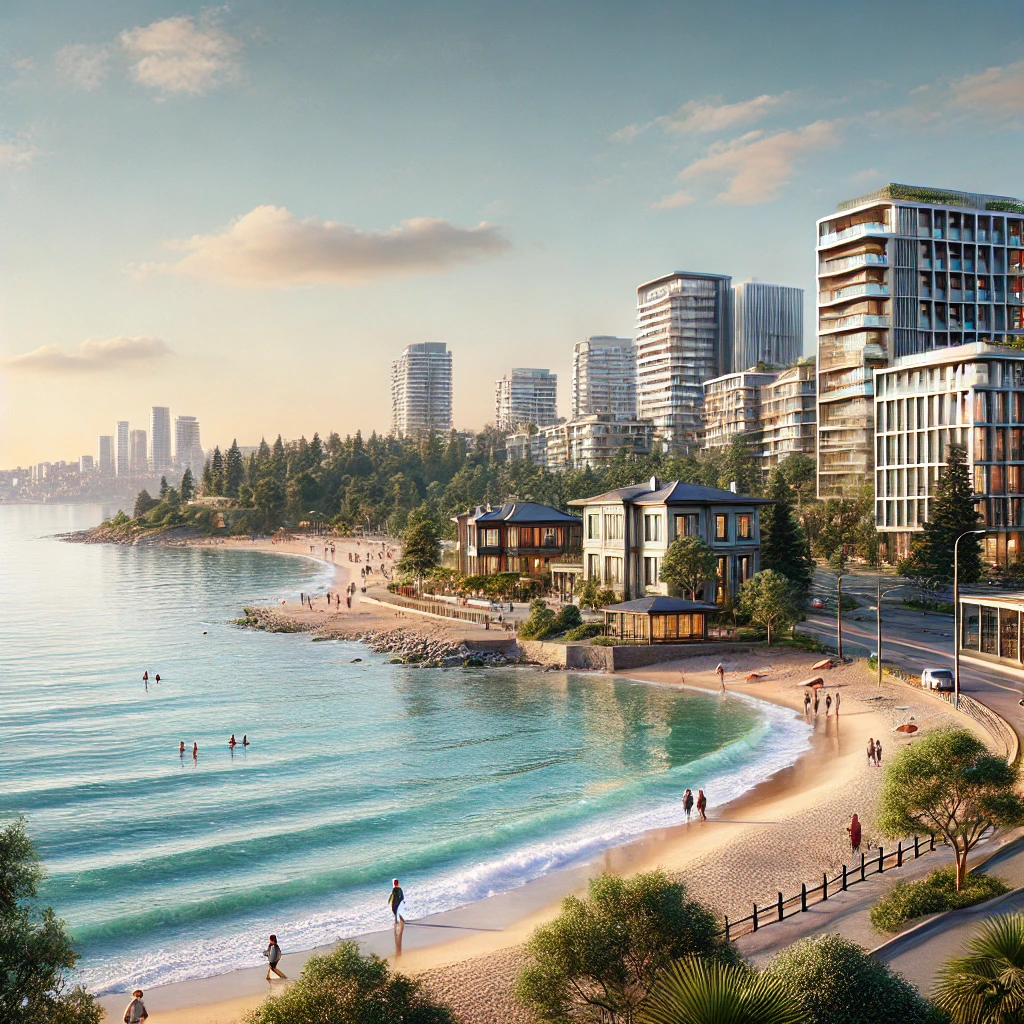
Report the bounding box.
[921,667,955,692]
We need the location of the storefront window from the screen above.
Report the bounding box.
[962,603,980,648]
[982,605,999,655]
[1001,608,1019,660]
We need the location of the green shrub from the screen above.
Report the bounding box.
[870,868,1009,933]
[591,636,649,646]
[563,623,603,641]
[557,604,583,632]
[517,598,558,640]
[763,933,942,1024]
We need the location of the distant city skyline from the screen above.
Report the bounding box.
[3,1,1024,464]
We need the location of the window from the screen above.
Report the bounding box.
[716,557,727,603]
[587,513,600,540]
[643,514,662,542]
[736,514,752,540]
[644,556,659,587]
[604,556,623,583]
[506,526,519,547]
[605,514,623,540]
[715,514,729,541]
[542,527,558,548]
[587,553,600,580]
[675,513,699,538]
[481,528,500,547]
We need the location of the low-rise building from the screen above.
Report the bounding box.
[569,477,770,603]
[959,592,1024,677]
[760,359,817,471]
[702,369,777,449]
[452,501,583,577]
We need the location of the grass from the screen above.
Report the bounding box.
[590,637,650,646]
[902,597,955,615]
[870,868,1009,933]
[562,623,604,642]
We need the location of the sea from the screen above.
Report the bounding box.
[0,503,812,994]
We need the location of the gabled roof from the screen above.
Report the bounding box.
[604,597,720,613]
[470,501,580,524]
[569,479,772,506]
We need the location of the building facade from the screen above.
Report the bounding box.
[130,429,148,475]
[570,336,636,419]
[701,370,777,449]
[570,478,768,603]
[506,416,655,471]
[115,420,130,476]
[817,182,1024,498]
[732,281,804,370]
[97,435,114,476]
[149,406,172,473]
[635,271,732,452]
[452,501,583,577]
[495,368,558,431]
[959,592,1024,677]
[760,359,817,471]
[390,342,453,436]
[874,342,1024,566]
[174,415,203,474]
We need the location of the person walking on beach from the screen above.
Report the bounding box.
[875,739,883,765]
[847,813,862,854]
[803,692,811,716]
[867,738,875,765]
[834,691,840,715]
[696,789,707,822]
[683,788,694,822]
[123,989,148,1023]
[264,934,286,980]
[825,693,832,717]
[389,879,405,923]
[716,663,725,692]
[813,691,820,715]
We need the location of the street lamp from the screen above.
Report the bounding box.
[953,528,986,709]
[876,581,915,687]
[836,573,844,660]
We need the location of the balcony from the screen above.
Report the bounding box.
[818,222,892,249]
[819,253,888,277]
[818,314,891,334]
[819,282,890,306]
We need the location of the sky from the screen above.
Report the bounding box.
[2,0,1024,466]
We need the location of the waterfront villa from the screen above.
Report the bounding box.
[567,477,770,603]
[452,501,582,577]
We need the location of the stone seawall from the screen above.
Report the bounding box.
[518,640,762,671]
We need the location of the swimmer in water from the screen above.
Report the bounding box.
[229,734,237,748]
[243,734,250,746]
[143,671,148,683]
[155,674,160,683]
[179,741,185,756]
[192,742,198,759]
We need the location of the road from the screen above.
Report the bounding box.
[798,568,1024,739]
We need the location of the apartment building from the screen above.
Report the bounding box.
[115,420,130,476]
[495,368,558,432]
[570,336,637,419]
[732,281,804,369]
[569,477,768,603]
[79,454,95,475]
[701,369,777,449]
[174,415,203,474]
[149,407,172,473]
[97,435,114,476]
[874,342,1024,566]
[760,359,817,471]
[506,415,655,471]
[817,182,1024,498]
[390,342,453,436]
[130,429,148,475]
[635,272,732,452]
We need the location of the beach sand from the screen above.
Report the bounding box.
[96,638,984,1024]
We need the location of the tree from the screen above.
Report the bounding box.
[739,570,799,645]
[159,475,169,498]
[779,452,817,508]
[719,435,761,497]
[935,913,1024,1023]
[246,940,454,1024]
[180,467,196,503]
[225,440,246,498]
[133,489,159,518]
[763,934,941,1024]
[395,521,440,585]
[210,445,225,496]
[517,598,558,640]
[902,443,983,585]
[639,957,803,1024]
[515,871,736,1023]
[877,728,1024,891]
[760,470,814,603]
[577,578,601,611]
[660,537,718,600]
[814,498,864,565]
[254,476,286,531]
[0,818,102,1024]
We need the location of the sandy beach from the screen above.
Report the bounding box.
[93,565,989,1024]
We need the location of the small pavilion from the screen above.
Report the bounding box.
[602,596,719,643]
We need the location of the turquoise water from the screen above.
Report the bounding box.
[0,504,810,993]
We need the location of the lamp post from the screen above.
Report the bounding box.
[876,581,915,687]
[836,573,844,661]
[953,528,986,710]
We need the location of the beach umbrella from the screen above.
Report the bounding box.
[896,723,919,733]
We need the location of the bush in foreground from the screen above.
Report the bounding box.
[870,867,1009,933]
[563,623,604,642]
[246,941,454,1024]
[516,870,736,1023]
[763,934,942,1024]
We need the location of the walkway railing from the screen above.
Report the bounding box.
[370,591,498,627]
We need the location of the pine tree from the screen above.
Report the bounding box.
[225,440,245,498]
[201,457,214,495]
[159,476,168,499]
[308,431,323,469]
[760,469,814,601]
[180,468,195,503]
[271,435,286,482]
[907,443,983,584]
[210,446,224,496]
[719,435,761,497]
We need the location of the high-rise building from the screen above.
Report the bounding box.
[816,182,1024,498]
[130,430,148,475]
[702,369,778,449]
[494,368,558,432]
[174,415,203,474]
[760,359,817,472]
[635,271,732,452]
[149,407,172,472]
[97,435,114,476]
[570,337,636,420]
[390,342,453,436]
[80,455,95,475]
[115,420,130,476]
[732,281,804,370]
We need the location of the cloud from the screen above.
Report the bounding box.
[662,119,840,205]
[0,134,39,168]
[143,205,511,287]
[120,13,241,95]
[4,336,170,374]
[54,43,110,90]
[612,93,787,142]
[949,60,1024,114]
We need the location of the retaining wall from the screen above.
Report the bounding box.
[518,640,761,671]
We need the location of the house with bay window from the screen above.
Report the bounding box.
[453,501,583,577]
[568,477,769,603]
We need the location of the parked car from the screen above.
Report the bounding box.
[811,598,825,609]
[921,667,955,691]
